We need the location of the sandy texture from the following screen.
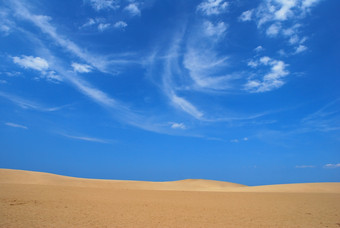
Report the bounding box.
[1,169,340,228]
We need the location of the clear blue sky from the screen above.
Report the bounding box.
[0,0,339,185]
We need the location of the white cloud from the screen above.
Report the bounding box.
[124,3,141,16]
[114,21,127,29]
[266,23,281,36]
[295,165,315,168]
[203,21,227,38]
[245,56,289,93]
[289,35,299,44]
[10,1,112,73]
[324,163,340,169]
[170,122,186,129]
[71,63,93,73]
[259,56,272,65]
[5,72,21,77]
[254,46,264,52]
[253,0,320,25]
[80,18,96,28]
[98,23,111,31]
[12,55,49,71]
[239,10,253,21]
[12,55,62,83]
[89,0,119,11]
[247,60,258,68]
[230,139,239,143]
[5,122,28,129]
[5,1,188,135]
[241,0,321,53]
[295,44,308,53]
[0,79,7,84]
[302,0,320,11]
[80,18,112,32]
[41,71,63,83]
[197,0,229,16]
[243,137,248,141]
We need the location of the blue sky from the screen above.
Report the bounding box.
[0,0,339,185]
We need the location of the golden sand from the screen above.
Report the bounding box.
[1,168,340,227]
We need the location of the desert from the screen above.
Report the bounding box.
[1,168,340,228]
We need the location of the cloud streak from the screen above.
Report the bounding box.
[5,122,28,129]
[0,92,66,112]
[295,165,315,168]
[301,99,340,132]
[60,133,110,143]
[324,163,340,169]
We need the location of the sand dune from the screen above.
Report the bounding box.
[0,169,246,191]
[1,168,339,192]
[1,168,340,228]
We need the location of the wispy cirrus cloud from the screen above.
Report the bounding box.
[0,24,11,36]
[5,122,28,129]
[301,99,340,132]
[9,0,134,74]
[295,165,315,168]
[3,1,188,135]
[158,38,205,120]
[0,91,66,112]
[170,93,204,119]
[183,47,231,91]
[59,133,111,144]
[323,163,340,169]
[0,9,14,36]
[170,122,186,129]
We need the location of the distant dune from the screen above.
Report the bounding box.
[1,168,340,228]
[1,168,339,193]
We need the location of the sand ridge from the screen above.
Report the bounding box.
[1,168,339,193]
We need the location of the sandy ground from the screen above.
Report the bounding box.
[1,169,340,228]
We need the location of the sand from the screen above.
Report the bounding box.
[1,169,340,227]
